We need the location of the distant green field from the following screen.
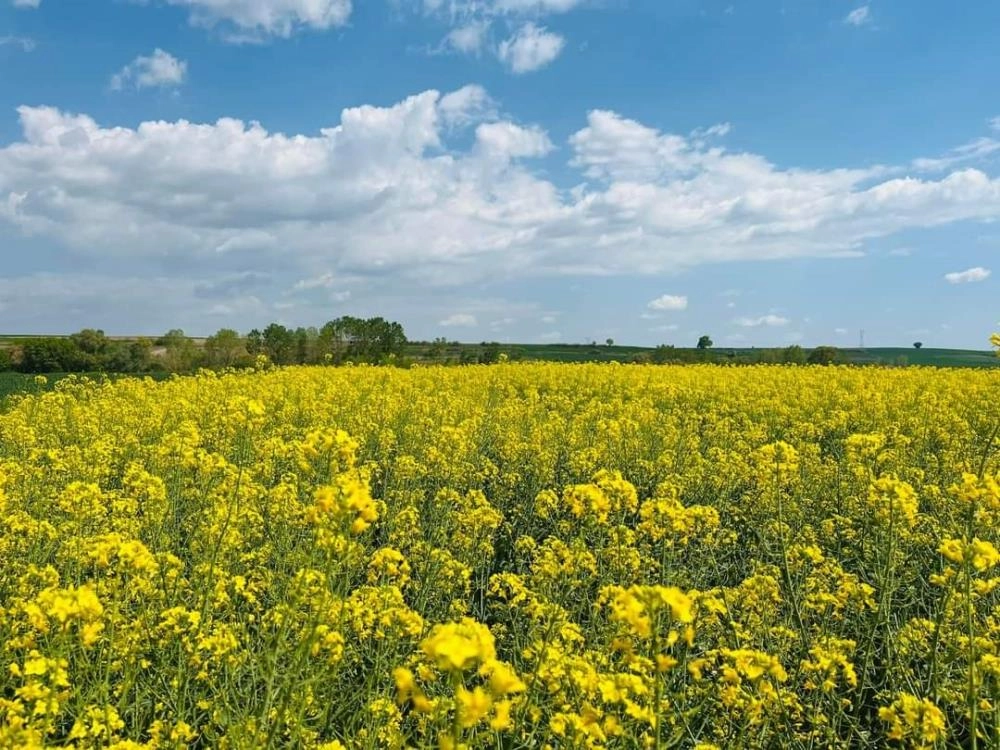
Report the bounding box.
[0,372,48,399]
[414,343,1000,368]
[836,347,999,367]
[568,345,996,367]
[0,346,994,402]
[0,372,121,400]
[0,372,173,401]
[498,344,653,363]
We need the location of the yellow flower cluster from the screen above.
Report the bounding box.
[879,693,948,748]
[0,362,998,747]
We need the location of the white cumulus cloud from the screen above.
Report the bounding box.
[498,23,564,73]
[647,294,688,311]
[735,315,790,327]
[12,0,40,8]
[414,0,590,74]
[293,272,337,290]
[845,6,871,26]
[438,85,496,128]
[440,313,478,327]
[475,121,553,159]
[3,86,1000,316]
[444,21,489,54]
[111,49,187,91]
[912,137,1000,172]
[944,267,991,284]
[165,0,351,39]
[492,0,584,12]
[0,35,35,51]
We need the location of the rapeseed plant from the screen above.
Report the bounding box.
[0,363,997,747]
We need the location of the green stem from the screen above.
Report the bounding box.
[652,626,663,750]
[966,557,978,750]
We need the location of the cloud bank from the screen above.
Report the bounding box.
[2,86,1000,326]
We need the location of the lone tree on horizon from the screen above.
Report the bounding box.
[913,341,923,349]
[697,335,713,350]
[808,346,841,365]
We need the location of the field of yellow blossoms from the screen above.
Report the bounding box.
[2,361,1000,749]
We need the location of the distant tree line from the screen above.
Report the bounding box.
[242,317,407,366]
[413,340,852,367]
[9,331,156,374]
[1,323,943,375]
[644,343,844,366]
[414,340,508,365]
[0,317,408,374]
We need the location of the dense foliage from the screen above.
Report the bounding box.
[1,362,999,748]
[245,317,407,367]
[1,318,408,375]
[15,334,154,375]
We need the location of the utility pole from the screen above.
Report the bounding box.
[859,329,865,349]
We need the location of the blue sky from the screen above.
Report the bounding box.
[1,0,998,347]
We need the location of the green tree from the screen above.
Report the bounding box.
[204,329,247,369]
[70,329,109,357]
[317,320,346,363]
[782,345,807,364]
[427,337,448,361]
[650,344,675,364]
[913,341,923,349]
[245,329,264,356]
[126,338,154,372]
[318,316,407,363]
[302,326,320,363]
[158,329,186,347]
[697,335,713,350]
[100,342,134,372]
[606,338,614,347]
[262,323,295,364]
[18,338,91,373]
[369,318,407,359]
[293,327,314,364]
[160,329,200,372]
[479,342,502,364]
[807,345,841,365]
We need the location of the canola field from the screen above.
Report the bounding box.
[1,363,999,749]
